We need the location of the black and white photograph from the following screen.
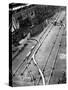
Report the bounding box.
[9,2,66,87]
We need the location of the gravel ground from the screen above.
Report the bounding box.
[49,27,66,84]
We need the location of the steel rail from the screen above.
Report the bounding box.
[47,19,66,84]
[12,12,60,77]
[37,16,65,85]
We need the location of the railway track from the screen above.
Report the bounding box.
[37,12,66,85]
[12,11,65,86]
[12,12,59,60]
[12,12,59,75]
[37,21,65,85]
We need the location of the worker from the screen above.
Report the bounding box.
[53,19,58,26]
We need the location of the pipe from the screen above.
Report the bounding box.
[32,54,45,85]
